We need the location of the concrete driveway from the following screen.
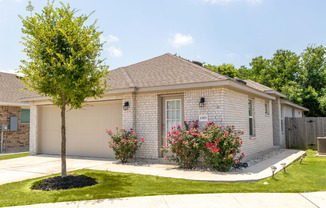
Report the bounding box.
[0,155,112,185]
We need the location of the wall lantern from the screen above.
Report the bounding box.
[123,101,129,110]
[199,97,205,107]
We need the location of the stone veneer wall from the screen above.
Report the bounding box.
[0,106,29,153]
[272,98,281,146]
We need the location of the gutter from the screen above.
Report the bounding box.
[280,99,309,112]
[0,102,29,107]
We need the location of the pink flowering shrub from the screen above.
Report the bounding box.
[161,121,201,169]
[107,127,144,163]
[202,122,244,172]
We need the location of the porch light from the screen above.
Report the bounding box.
[270,166,277,178]
[199,97,205,107]
[123,101,129,110]
[281,163,286,173]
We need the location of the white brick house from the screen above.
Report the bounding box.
[22,53,308,159]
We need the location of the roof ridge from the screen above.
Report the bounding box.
[165,53,230,81]
[121,67,136,88]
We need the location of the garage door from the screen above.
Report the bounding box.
[38,100,122,158]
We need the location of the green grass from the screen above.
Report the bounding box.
[0,152,29,161]
[0,150,325,207]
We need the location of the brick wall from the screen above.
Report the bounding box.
[223,89,273,156]
[29,87,275,159]
[0,106,29,153]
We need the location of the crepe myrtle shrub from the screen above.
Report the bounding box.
[202,122,244,172]
[107,127,144,163]
[161,120,201,169]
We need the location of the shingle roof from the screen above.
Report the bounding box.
[0,72,38,104]
[243,79,274,92]
[107,53,229,90]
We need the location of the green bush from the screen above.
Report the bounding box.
[107,127,144,163]
[161,121,201,169]
[162,121,244,171]
[202,122,244,172]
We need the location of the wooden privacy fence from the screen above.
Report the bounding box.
[285,117,326,149]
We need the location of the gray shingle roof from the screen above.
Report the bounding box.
[243,79,274,92]
[0,72,38,104]
[107,53,229,90]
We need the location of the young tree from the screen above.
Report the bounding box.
[19,2,109,177]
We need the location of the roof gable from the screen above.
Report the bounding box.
[107,53,229,90]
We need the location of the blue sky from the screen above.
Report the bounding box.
[0,0,325,73]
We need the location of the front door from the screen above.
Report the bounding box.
[162,97,183,156]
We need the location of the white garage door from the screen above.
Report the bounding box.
[38,100,122,158]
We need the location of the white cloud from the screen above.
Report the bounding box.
[100,34,119,43]
[107,46,123,58]
[204,0,262,4]
[170,33,193,48]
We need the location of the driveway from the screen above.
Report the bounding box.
[0,155,112,185]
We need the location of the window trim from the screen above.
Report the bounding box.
[248,99,255,137]
[281,106,285,133]
[265,101,270,116]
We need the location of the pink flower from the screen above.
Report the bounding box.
[109,145,111,148]
[133,145,135,148]
[107,130,112,134]
[115,126,118,129]
[130,128,133,131]
[141,138,144,142]
[242,153,245,158]
[177,124,181,128]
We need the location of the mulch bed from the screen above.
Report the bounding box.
[31,175,98,191]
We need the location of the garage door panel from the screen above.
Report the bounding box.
[38,101,122,158]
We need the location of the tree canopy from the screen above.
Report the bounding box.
[19,1,109,176]
[204,45,326,117]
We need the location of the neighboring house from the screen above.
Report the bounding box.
[0,72,37,153]
[244,80,309,147]
[22,53,308,160]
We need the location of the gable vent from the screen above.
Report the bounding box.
[192,60,203,67]
[234,77,247,85]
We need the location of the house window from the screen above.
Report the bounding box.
[21,109,30,124]
[281,106,284,132]
[265,102,270,115]
[248,99,255,136]
[166,99,182,138]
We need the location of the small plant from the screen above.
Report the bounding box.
[161,120,201,169]
[202,123,244,172]
[107,127,144,163]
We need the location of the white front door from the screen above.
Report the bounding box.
[162,98,182,155]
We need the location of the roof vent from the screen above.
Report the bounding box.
[235,77,247,85]
[192,60,203,67]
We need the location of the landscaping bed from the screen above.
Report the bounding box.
[31,175,97,191]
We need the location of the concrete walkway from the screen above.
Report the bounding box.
[11,192,326,208]
[0,149,305,185]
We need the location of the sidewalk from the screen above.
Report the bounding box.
[11,192,326,208]
[88,149,305,182]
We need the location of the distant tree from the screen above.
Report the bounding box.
[204,63,239,78]
[19,1,109,177]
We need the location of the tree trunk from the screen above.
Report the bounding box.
[61,95,67,177]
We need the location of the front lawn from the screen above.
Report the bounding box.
[0,150,325,207]
[0,153,29,161]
